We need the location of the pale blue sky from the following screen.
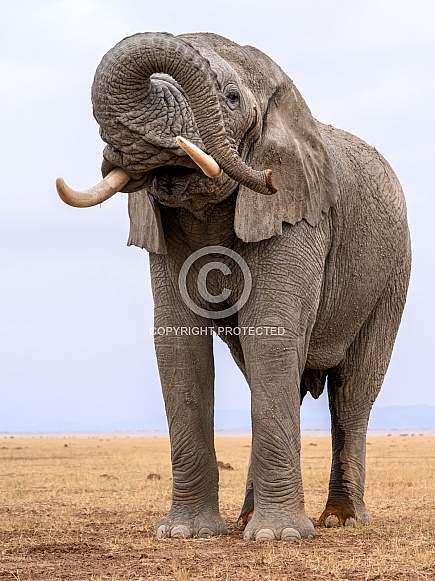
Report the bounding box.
[1,0,434,431]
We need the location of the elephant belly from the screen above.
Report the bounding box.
[306,319,364,370]
[306,251,406,370]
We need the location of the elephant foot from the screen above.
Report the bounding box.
[157,507,227,539]
[318,498,370,528]
[243,508,315,541]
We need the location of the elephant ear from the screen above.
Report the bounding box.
[234,56,339,241]
[127,190,167,254]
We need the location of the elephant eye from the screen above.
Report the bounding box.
[224,85,240,109]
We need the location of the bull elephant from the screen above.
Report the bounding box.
[57,32,411,541]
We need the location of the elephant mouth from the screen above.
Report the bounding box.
[101,143,174,179]
[146,166,194,200]
[101,153,204,202]
[100,137,221,196]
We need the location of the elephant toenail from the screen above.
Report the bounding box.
[255,528,276,541]
[281,527,301,541]
[307,534,314,539]
[344,517,356,528]
[171,525,192,538]
[156,525,167,538]
[198,527,214,538]
[325,515,340,528]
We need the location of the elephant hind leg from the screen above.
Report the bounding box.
[318,259,410,528]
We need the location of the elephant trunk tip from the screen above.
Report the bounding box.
[265,169,278,194]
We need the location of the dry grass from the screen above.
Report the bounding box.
[0,435,434,580]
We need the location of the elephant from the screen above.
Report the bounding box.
[57,32,411,541]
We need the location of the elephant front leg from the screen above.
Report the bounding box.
[155,332,227,539]
[241,334,315,541]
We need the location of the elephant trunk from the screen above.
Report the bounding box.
[92,32,276,196]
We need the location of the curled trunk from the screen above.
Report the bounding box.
[92,33,276,195]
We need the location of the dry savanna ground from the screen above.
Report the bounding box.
[0,434,434,580]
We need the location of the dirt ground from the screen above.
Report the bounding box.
[0,434,434,580]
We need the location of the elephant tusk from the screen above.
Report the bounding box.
[56,167,131,208]
[176,136,222,179]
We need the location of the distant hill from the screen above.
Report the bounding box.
[368,405,435,430]
[300,405,435,431]
[215,405,435,431]
[2,406,433,434]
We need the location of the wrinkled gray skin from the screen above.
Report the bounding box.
[86,32,410,541]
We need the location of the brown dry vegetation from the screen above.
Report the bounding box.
[0,435,434,580]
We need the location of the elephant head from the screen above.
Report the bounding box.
[57,32,339,252]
